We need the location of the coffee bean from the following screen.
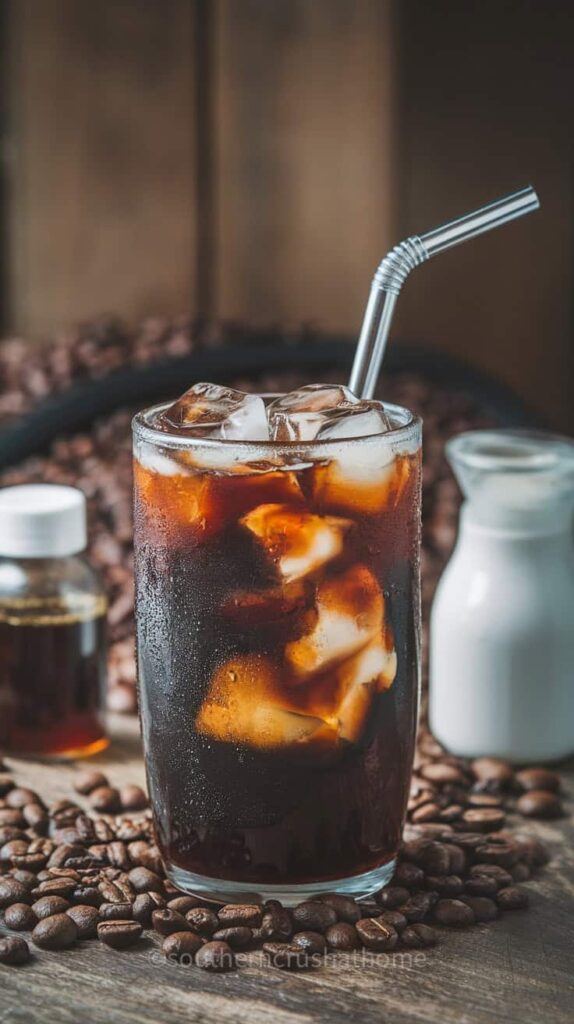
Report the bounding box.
[72,886,102,908]
[6,787,40,810]
[185,907,219,936]
[260,901,292,941]
[448,832,486,850]
[401,923,438,948]
[163,931,204,961]
[263,942,310,970]
[97,919,142,949]
[399,893,436,923]
[0,877,31,908]
[0,809,24,828]
[424,875,464,897]
[378,910,408,933]
[516,768,560,793]
[377,886,410,909]
[212,926,253,949]
[411,803,441,823]
[167,896,202,914]
[89,787,121,814]
[129,842,162,874]
[292,901,337,933]
[463,808,506,832]
[196,940,236,972]
[516,791,563,819]
[93,820,115,843]
[318,893,361,923]
[433,899,475,927]
[73,770,109,795]
[0,775,15,798]
[511,862,531,882]
[106,842,131,871]
[418,842,452,876]
[393,862,425,889]
[31,895,70,919]
[496,886,529,910]
[4,902,38,930]
[439,804,464,822]
[358,899,384,918]
[470,864,513,887]
[132,892,165,926]
[98,879,128,904]
[468,794,503,808]
[465,875,499,897]
[66,905,100,938]
[292,930,327,954]
[473,841,520,868]
[459,896,499,922]
[0,839,30,863]
[99,902,134,921]
[421,763,466,784]
[471,758,514,785]
[34,877,77,898]
[356,918,398,951]
[32,913,78,949]
[127,866,163,894]
[217,903,262,928]
[11,870,37,891]
[152,909,190,936]
[319,921,357,950]
[514,836,549,867]
[447,845,466,875]
[119,785,148,812]
[22,804,49,833]
[0,935,30,965]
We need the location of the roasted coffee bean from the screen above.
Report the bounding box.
[33,877,76,898]
[377,886,410,909]
[411,802,441,823]
[471,758,514,786]
[378,910,408,933]
[31,895,70,919]
[132,892,165,926]
[48,844,85,870]
[152,909,190,936]
[10,870,37,891]
[401,923,438,948]
[196,940,236,972]
[424,875,464,897]
[318,893,361,923]
[99,902,134,921]
[263,942,310,971]
[447,845,466,875]
[0,826,28,846]
[399,893,436,923]
[292,930,327,954]
[0,839,29,863]
[97,919,142,949]
[393,862,425,888]
[6,788,40,810]
[0,935,30,965]
[0,877,31,907]
[129,842,162,874]
[358,899,384,918]
[163,931,204,961]
[167,896,204,914]
[73,770,109,795]
[433,899,475,927]
[4,902,38,930]
[418,842,451,876]
[106,842,130,871]
[292,901,337,933]
[93,820,115,843]
[516,791,563,819]
[127,866,163,894]
[185,907,219,936]
[72,886,102,908]
[324,922,359,951]
[459,896,499,922]
[468,793,503,808]
[32,913,78,949]
[462,808,506,832]
[49,800,82,826]
[22,804,49,833]
[89,787,121,814]
[119,785,148,812]
[66,905,100,938]
[447,832,486,850]
[439,804,464,822]
[496,886,529,910]
[98,879,129,904]
[212,926,253,949]
[0,775,15,798]
[260,900,292,941]
[516,768,560,793]
[114,819,149,843]
[356,918,398,951]
[511,862,531,883]
[514,836,549,867]
[465,875,499,897]
[420,763,466,784]
[217,904,262,929]
[0,809,24,828]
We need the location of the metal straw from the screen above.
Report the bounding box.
[349,186,540,399]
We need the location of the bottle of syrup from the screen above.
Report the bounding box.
[0,484,108,757]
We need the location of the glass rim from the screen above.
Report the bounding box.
[132,396,421,451]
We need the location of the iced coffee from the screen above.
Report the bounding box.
[133,384,421,902]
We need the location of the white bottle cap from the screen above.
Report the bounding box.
[0,484,87,558]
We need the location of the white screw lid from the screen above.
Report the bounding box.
[0,484,87,558]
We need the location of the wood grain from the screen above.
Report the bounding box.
[4,0,197,336]
[212,0,398,334]
[1,716,572,1024]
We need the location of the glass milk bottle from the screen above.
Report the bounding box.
[430,430,574,762]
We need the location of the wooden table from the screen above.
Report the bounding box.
[1,716,572,1024]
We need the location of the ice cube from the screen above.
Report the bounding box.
[316,402,392,440]
[240,503,351,582]
[268,384,359,442]
[162,383,270,441]
[195,655,339,751]
[311,450,414,516]
[284,564,385,680]
[220,579,307,628]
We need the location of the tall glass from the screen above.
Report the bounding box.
[133,399,421,904]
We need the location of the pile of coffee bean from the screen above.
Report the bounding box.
[0,753,561,972]
[0,316,491,714]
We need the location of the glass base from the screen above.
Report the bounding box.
[166,859,397,907]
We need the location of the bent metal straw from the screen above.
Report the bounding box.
[349,186,540,400]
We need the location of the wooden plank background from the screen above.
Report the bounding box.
[0,0,572,430]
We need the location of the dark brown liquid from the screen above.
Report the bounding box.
[0,596,108,757]
[135,446,420,886]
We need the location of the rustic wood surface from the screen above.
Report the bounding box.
[1,714,572,1024]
